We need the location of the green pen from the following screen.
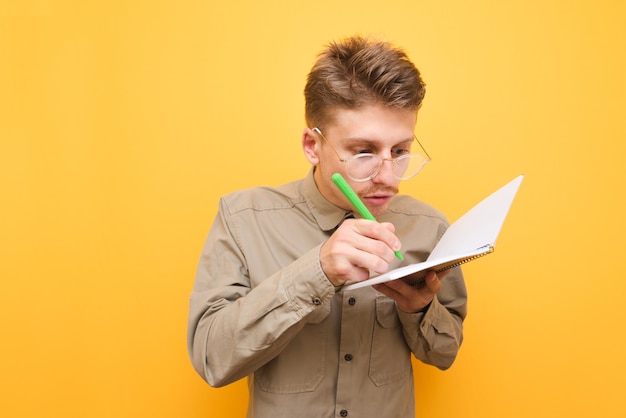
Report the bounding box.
[331,173,404,261]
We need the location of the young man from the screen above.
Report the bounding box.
[188,35,467,417]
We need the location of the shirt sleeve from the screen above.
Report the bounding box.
[396,267,468,370]
[187,200,336,387]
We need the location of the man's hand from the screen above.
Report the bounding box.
[320,218,401,287]
[372,269,451,313]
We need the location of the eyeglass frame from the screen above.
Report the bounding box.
[311,127,432,182]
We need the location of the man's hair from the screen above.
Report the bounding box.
[304,35,426,128]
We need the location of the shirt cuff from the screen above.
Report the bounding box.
[280,245,335,319]
[397,295,442,329]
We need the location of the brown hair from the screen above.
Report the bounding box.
[304,35,426,128]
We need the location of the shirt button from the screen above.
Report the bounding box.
[312,297,322,305]
[348,297,356,305]
[340,410,348,417]
[344,353,353,361]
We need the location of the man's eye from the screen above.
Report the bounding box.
[392,148,410,156]
[355,149,374,154]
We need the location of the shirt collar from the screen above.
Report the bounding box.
[302,168,352,232]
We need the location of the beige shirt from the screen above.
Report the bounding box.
[188,170,467,418]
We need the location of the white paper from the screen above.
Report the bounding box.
[342,175,524,291]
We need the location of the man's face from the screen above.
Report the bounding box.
[305,104,418,217]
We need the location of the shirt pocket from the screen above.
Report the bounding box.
[368,295,412,387]
[254,320,327,394]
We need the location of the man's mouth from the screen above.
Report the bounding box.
[362,193,394,206]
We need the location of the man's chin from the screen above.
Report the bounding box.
[363,197,393,215]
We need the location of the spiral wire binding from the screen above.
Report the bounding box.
[409,245,494,287]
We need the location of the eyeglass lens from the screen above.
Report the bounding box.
[347,154,427,181]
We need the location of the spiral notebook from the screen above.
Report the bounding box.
[343,174,524,291]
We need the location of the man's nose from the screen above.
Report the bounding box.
[372,158,396,184]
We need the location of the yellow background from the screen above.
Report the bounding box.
[2,1,625,417]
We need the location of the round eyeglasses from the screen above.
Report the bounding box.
[312,127,431,182]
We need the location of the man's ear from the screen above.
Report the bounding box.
[302,128,320,165]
